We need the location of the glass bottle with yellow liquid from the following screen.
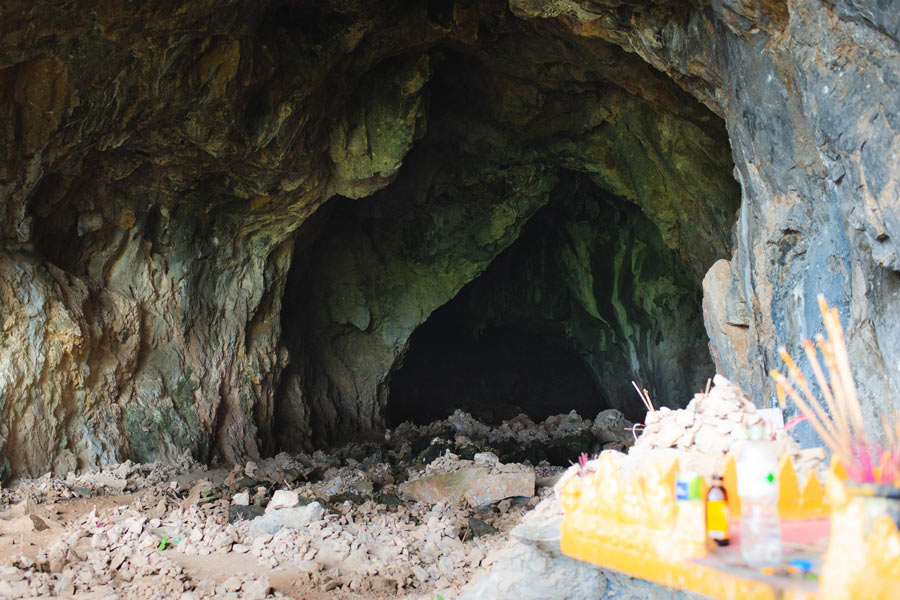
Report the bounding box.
[707,474,730,548]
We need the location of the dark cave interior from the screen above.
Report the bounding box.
[386,295,610,427]
[273,22,738,451]
[385,173,712,428]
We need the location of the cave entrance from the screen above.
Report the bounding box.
[385,172,714,427]
[387,314,608,426]
[275,37,740,451]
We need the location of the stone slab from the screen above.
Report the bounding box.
[400,467,534,507]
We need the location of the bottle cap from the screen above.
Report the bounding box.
[747,424,766,441]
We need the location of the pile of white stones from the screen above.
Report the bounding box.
[635,375,764,453]
[631,375,825,478]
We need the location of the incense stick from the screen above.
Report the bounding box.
[820,299,866,438]
[801,339,848,453]
[771,296,899,483]
[778,346,843,448]
[631,380,654,413]
[770,369,850,466]
[815,335,851,444]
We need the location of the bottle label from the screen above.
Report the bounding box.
[737,460,778,499]
[707,499,729,539]
[675,473,702,500]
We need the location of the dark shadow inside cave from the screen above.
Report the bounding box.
[386,318,609,426]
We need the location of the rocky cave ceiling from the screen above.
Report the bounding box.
[2,0,900,478]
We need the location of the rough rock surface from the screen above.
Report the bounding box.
[0,0,739,476]
[1,0,899,475]
[723,1,900,447]
[510,0,900,448]
[457,458,718,600]
[457,508,608,600]
[400,460,535,507]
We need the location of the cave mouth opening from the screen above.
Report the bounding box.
[274,24,739,452]
[384,171,715,428]
[386,310,610,427]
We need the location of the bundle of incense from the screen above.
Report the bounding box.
[631,380,655,413]
[771,295,899,485]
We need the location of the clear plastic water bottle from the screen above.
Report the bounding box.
[737,426,783,567]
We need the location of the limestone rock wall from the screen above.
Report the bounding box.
[520,0,900,443]
[275,33,737,449]
[723,1,900,444]
[277,139,558,449]
[0,0,447,474]
[3,0,895,475]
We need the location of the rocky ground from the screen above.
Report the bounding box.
[0,408,632,600]
[1,381,828,600]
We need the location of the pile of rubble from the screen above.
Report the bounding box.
[68,452,200,494]
[1,408,628,600]
[1,387,830,600]
[0,459,532,599]
[630,375,826,479]
[387,407,634,469]
[437,408,632,447]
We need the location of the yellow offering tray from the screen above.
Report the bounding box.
[559,453,900,600]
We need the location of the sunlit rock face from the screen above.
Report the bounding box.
[510,0,900,446]
[1,0,895,476]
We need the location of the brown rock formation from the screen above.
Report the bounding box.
[1,0,897,475]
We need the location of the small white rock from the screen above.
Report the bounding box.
[222,575,242,592]
[267,490,300,512]
[675,410,695,427]
[411,564,429,584]
[472,452,499,465]
[242,576,271,600]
